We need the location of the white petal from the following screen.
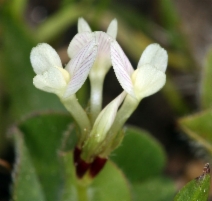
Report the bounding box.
[78,17,92,33]
[33,67,67,95]
[90,31,112,76]
[91,91,126,143]
[30,43,62,74]
[137,44,168,72]
[67,32,93,58]
[110,40,135,96]
[106,19,118,39]
[132,64,166,100]
[64,39,98,97]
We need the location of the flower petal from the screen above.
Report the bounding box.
[30,43,62,74]
[78,17,92,33]
[132,64,166,100]
[90,31,112,76]
[33,67,67,96]
[64,39,98,97]
[110,40,135,96]
[67,32,93,58]
[137,43,168,72]
[107,19,118,39]
[91,91,126,143]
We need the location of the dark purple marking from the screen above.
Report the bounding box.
[89,157,107,178]
[76,159,90,178]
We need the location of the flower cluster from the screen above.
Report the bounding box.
[30,18,168,178]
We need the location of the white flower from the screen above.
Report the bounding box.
[67,18,119,124]
[68,18,118,77]
[30,37,97,99]
[110,42,168,101]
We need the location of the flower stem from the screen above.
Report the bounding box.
[77,184,88,201]
[61,95,91,146]
[89,76,104,125]
[108,94,139,139]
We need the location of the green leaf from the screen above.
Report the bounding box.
[110,126,166,183]
[132,177,175,201]
[179,109,212,153]
[61,151,132,201]
[17,112,75,201]
[11,128,46,201]
[91,160,132,201]
[174,163,210,201]
[201,48,212,109]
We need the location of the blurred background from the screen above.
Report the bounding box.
[1,0,212,200]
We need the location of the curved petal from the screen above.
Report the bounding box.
[64,39,98,97]
[78,17,92,33]
[91,91,126,143]
[90,31,112,77]
[107,19,118,39]
[132,64,166,100]
[67,32,93,58]
[30,43,62,74]
[110,40,135,96]
[33,67,67,95]
[137,44,168,72]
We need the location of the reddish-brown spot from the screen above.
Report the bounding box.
[76,159,90,178]
[89,156,107,178]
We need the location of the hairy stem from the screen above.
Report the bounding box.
[61,95,91,146]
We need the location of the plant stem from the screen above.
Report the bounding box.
[61,95,91,145]
[77,184,88,201]
[108,94,139,138]
[89,76,104,125]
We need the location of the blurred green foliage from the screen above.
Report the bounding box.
[179,109,212,154]
[0,0,211,200]
[111,126,166,182]
[132,177,175,201]
[179,45,212,158]
[12,128,45,201]
[17,112,74,201]
[201,48,212,109]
